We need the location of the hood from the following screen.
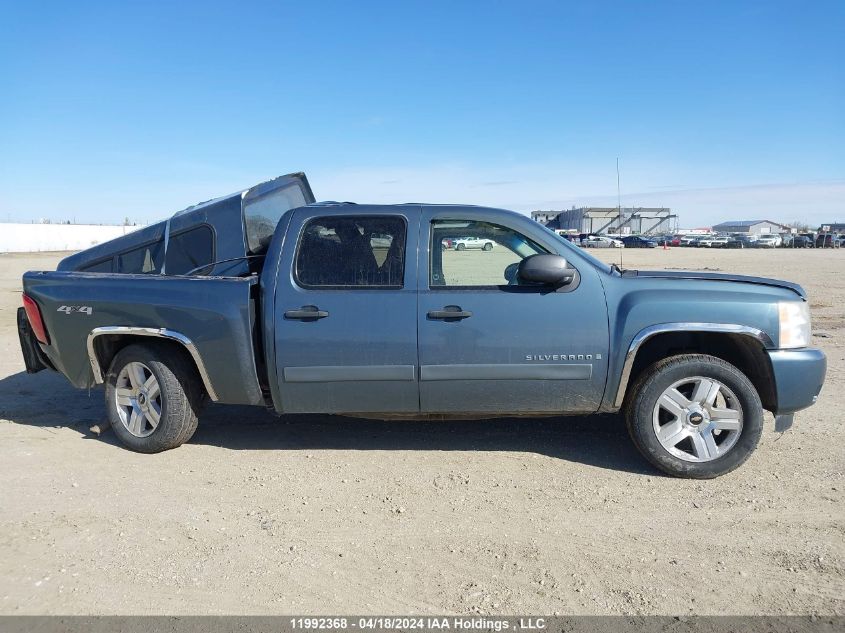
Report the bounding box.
[624,269,806,299]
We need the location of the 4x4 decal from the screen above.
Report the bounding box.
[57,305,93,315]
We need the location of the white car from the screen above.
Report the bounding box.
[582,235,624,248]
[454,237,495,251]
[699,236,732,248]
[756,235,782,248]
[680,235,703,246]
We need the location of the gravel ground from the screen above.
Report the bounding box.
[0,248,842,615]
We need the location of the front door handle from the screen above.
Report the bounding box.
[284,305,329,320]
[427,305,473,320]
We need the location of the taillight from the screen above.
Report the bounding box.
[22,294,49,344]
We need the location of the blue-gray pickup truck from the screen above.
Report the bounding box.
[17,173,826,478]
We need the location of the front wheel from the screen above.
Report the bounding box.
[482,242,493,251]
[625,354,763,478]
[105,343,204,453]
[456,243,466,251]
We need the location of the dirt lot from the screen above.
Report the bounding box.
[0,248,842,615]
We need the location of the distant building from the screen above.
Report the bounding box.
[818,223,845,233]
[531,211,560,225]
[712,220,792,235]
[532,207,676,235]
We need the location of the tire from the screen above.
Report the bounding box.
[624,354,763,478]
[482,243,493,251]
[456,243,466,251]
[105,343,204,453]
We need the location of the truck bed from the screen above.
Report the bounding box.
[21,271,264,406]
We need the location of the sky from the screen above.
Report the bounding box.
[1,0,843,228]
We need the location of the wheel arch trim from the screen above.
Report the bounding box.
[614,322,775,408]
[86,326,219,401]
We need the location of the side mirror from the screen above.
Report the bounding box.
[517,254,575,286]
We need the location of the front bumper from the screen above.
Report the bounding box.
[767,347,827,415]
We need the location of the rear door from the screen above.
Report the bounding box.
[273,206,420,413]
[417,208,609,414]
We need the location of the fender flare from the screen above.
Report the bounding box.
[86,326,219,401]
[613,322,775,408]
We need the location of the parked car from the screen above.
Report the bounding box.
[582,235,624,248]
[725,235,757,249]
[621,235,658,249]
[756,235,783,248]
[654,235,681,247]
[815,234,844,248]
[680,235,705,247]
[454,236,495,251]
[18,174,827,478]
[781,235,813,248]
[698,236,732,248]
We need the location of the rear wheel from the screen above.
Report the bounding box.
[105,344,204,453]
[625,354,763,478]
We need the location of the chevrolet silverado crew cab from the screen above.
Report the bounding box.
[17,173,826,478]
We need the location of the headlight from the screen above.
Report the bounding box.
[778,301,811,348]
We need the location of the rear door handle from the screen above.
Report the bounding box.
[427,305,473,320]
[284,305,329,320]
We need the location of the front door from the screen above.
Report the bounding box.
[274,207,420,413]
[417,208,609,414]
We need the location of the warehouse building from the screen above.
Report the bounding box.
[711,220,791,235]
[819,222,845,232]
[531,207,676,235]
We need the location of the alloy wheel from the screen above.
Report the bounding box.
[114,362,162,438]
[652,376,743,462]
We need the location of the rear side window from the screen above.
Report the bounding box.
[295,215,406,288]
[165,226,215,275]
[117,240,164,274]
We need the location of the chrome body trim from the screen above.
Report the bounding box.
[283,365,416,383]
[613,322,775,408]
[420,363,593,381]
[86,326,219,401]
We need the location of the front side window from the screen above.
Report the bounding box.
[117,240,164,274]
[431,220,547,287]
[295,215,406,288]
[165,225,215,275]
